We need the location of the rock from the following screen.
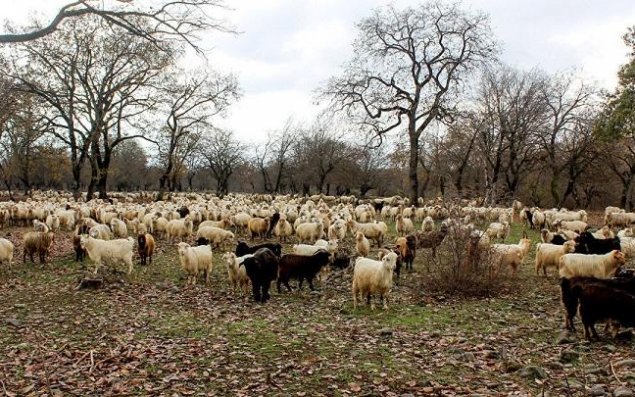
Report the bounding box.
[379,328,393,337]
[556,330,576,345]
[483,350,501,359]
[559,349,580,364]
[545,361,564,371]
[518,365,547,380]
[5,318,21,327]
[502,360,522,373]
[588,385,606,396]
[614,386,633,397]
[457,352,476,362]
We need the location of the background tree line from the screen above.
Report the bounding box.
[0,1,634,209]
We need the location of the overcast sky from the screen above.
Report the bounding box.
[4,0,635,142]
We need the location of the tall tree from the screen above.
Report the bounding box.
[323,1,497,203]
[156,69,239,200]
[596,26,635,209]
[0,0,229,54]
[7,17,172,199]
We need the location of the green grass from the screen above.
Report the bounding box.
[0,220,634,396]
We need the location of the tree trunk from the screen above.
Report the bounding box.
[550,171,561,208]
[408,133,419,204]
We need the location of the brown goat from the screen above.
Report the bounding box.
[137,233,156,266]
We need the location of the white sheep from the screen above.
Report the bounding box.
[80,236,135,274]
[490,237,532,273]
[221,252,251,293]
[421,216,435,232]
[486,221,510,241]
[559,250,625,279]
[166,216,193,243]
[177,242,213,285]
[395,214,414,236]
[110,218,128,238]
[33,219,49,232]
[355,231,370,257]
[293,244,330,256]
[89,224,113,240]
[274,217,293,242]
[315,238,338,254]
[534,241,576,276]
[348,220,387,247]
[619,236,635,259]
[45,214,60,232]
[352,252,398,310]
[328,219,347,241]
[555,220,587,234]
[296,221,323,243]
[196,226,235,248]
[0,238,14,267]
[591,226,615,240]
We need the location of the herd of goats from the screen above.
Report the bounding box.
[1,191,635,341]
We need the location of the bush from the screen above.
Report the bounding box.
[422,217,516,297]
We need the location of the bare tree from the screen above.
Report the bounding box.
[474,66,548,204]
[8,16,174,200]
[538,73,596,206]
[200,129,244,196]
[322,1,497,203]
[156,69,239,199]
[253,118,299,193]
[291,118,349,195]
[0,0,230,54]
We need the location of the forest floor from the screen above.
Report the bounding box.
[1,220,635,396]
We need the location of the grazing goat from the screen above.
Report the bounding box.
[560,276,635,332]
[415,224,449,257]
[241,248,279,303]
[574,231,621,255]
[137,233,155,266]
[23,231,55,264]
[0,238,14,267]
[534,241,576,276]
[559,250,625,279]
[235,241,282,258]
[352,252,398,310]
[176,242,213,285]
[81,236,135,274]
[277,250,331,292]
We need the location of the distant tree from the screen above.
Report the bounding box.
[474,66,548,204]
[200,129,244,196]
[596,26,635,209]
[323,1,497,203]
[253,118,299,193]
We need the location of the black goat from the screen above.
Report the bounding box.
[277,250,331,292]
[574,232,620,254]
[241,248,279,303]
[235,241,282,258]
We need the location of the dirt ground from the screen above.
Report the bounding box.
[1,220,634,396]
